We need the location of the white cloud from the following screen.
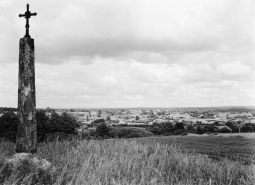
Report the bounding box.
[217,61,252,76]
[0,0,254,107]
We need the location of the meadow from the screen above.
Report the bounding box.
[1,135,255,185]
[135,135,255,165]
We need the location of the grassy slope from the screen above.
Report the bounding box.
[1,138,255,185]
[135,135,255,165]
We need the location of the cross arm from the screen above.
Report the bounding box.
[19,14,26,17]
[30,13,37,16]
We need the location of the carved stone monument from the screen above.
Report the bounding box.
[16,3,37,154]
[0,4,56,184]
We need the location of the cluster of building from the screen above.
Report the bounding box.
[51,109,255,129]
[1,107,254,132]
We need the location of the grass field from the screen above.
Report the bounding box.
[1,136,255,184]
[217,132,255,138]
[135,135,255,165]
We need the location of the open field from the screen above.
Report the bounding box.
[216,132,255,138]
[1,137,255,185]
[135,135,255,165]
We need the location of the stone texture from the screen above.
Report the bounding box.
[16,38,37,154]
[0,153,56,185]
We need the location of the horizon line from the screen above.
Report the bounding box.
[37,105,255,110]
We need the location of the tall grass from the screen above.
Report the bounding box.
[1,138,255,185]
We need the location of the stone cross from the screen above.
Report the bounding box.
[0,5,56,185]
[19,4,37,38]
[16,4,37,154]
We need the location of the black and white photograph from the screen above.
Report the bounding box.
[0,0,254,184]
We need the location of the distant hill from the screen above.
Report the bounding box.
[2,106,254,114]
[47,106,255,113]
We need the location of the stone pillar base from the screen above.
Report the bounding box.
[0,153,56,185]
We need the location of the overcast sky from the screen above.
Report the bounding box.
[0,0,254,108]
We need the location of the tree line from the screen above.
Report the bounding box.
[0,110,79,142]
[1,110,255,142]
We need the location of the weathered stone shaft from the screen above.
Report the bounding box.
[16,38,37,154]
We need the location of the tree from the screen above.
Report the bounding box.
[241,124,254,132]
[0,111,18,142]
[225,121,239,133]
[219,127,232,133]
[135,116,139,121]
[92,118,105,124]
[187,125,196,133]
[151,126,162,135]
[49,111,61,133]
[161,122,174,133]
[59,112,80,134]
[36,110,51,141]
[0,110,80,142]
[98,110,102,117]
[96,122,110,136]
[175,122,184,130]
[225,121,234,128]
[204,125,215,133]
[237,119,246,133]
[106,116,111,121]
[214,121,220,126]
[196,126,204,134]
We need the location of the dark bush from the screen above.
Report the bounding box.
[196,126,205,134]
[149,122,175,135]
[173,129,186,135]
[90,118,106,127]
[175,122,184,130]
[161,122,175,133]
[92,118,105,124]
[226,122,239,133]
[204,125,215,133]
[49,112,80,134]
[186,128,196,134]
[185,124,196,133]
[37,110,51,141]
[151,126,163,135]
[81,129,100,140]
[241,125,254,132]
[109,127,153,138]
[106,116,111,121]
[0,111,18,142]
[229,126,239,133]
[219,127,232,133]
[214,121,220,126]
[96,122,110,136]
[3,131,17,143]
[0,110,80,142]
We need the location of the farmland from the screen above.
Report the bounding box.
[135,135,255,165]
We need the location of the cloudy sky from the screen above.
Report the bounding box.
[0,0,254,108]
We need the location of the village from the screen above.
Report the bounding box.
[1,107,254,133]
[44,108,255,132]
